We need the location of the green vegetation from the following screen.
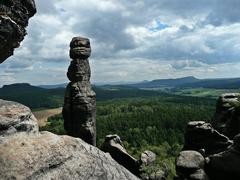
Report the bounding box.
[40,114,66,135]
[168,87,239,98]
[0,84,64,109]
[41,94,215,179]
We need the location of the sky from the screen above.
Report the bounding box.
[1,0,240,86]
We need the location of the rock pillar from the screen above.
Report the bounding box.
[62,37,96,146]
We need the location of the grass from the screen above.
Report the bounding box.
[33,107,62,127]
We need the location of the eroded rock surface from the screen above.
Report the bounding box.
[175,150,208,180]
[101,134,141,176]
[0,100,139,180]
[206,134,240,180]
[140,150,156,166]
[183,121,232,155]
[63,37,96,146]
[176,93,240,179]
[0,0,36,63]
[0,99,38,136]
[212,93,240,139]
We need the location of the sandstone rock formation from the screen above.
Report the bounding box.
[100,134,141,176]
[0,100,139,180]
[101,135,168,180]
[183,121,232,156]
[0,99,38,136]
[212,93,240,139]
[175,150,209,180]
[175,93,240,179]
[0,0,36,63]
[140,150,156,166]
[206,134,240,180]
[62,37,96,146]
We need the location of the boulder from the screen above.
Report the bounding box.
[0,99,38,136]
[101,134,141,176]
[0,100,139,180]
[176,151,205,172]
[141,150,156,166]
[175,150,208,180]
[183,121,232,155]
[212,93,240,139]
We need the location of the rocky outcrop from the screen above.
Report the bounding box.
[0,99,38,136]
[101,134,141,176]
[0,0,36,63]
[212,93,240,139]
[0,100,139,180]
[176,93,240,180]
[62,37,96,146]
[206,134,240,180]
[140,150,156,166]
[101,135,168,180]
[175,151,208,180]
[183,121,232,156]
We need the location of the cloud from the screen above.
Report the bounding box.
[1,0,240,86]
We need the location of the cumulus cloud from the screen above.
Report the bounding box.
[1,0,240,86]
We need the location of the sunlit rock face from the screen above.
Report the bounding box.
[100,134,141,176]
[63,37,96,146]
[0,0,36,63]
[0,100,139,180]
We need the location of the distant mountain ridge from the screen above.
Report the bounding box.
[118,76,240,89]
[28,76,240,90]
[38,83,68,89]
[126,76,199,88]
[0,83,169,109]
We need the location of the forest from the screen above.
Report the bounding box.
[41,94,216,179]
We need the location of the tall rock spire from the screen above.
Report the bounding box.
[62,37,96,146]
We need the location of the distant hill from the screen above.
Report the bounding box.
[179,78,240,89]
[0,83,170,109]
[0,83,65,109]
[126,76,199,88]
[116,76,240,89]
[38,83,67,89]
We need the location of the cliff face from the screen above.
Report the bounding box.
[0,100,139,180]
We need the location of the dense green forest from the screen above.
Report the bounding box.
[0,83,173,109]
[41,95,216,179]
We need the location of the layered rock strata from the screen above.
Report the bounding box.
[62,37,96,146]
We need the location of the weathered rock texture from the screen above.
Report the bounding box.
[101,134,141,176]
[176,151,208,180]
[0,99,38,136]
[212,93,240,139]
[206,134,240,180]
[0,0,36,63]
[0,100,139,180]
[140,150,156,166]
[101,135,168,180]
[176,93,240,180]
[63,37,96,146]
[183,121,232,156]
